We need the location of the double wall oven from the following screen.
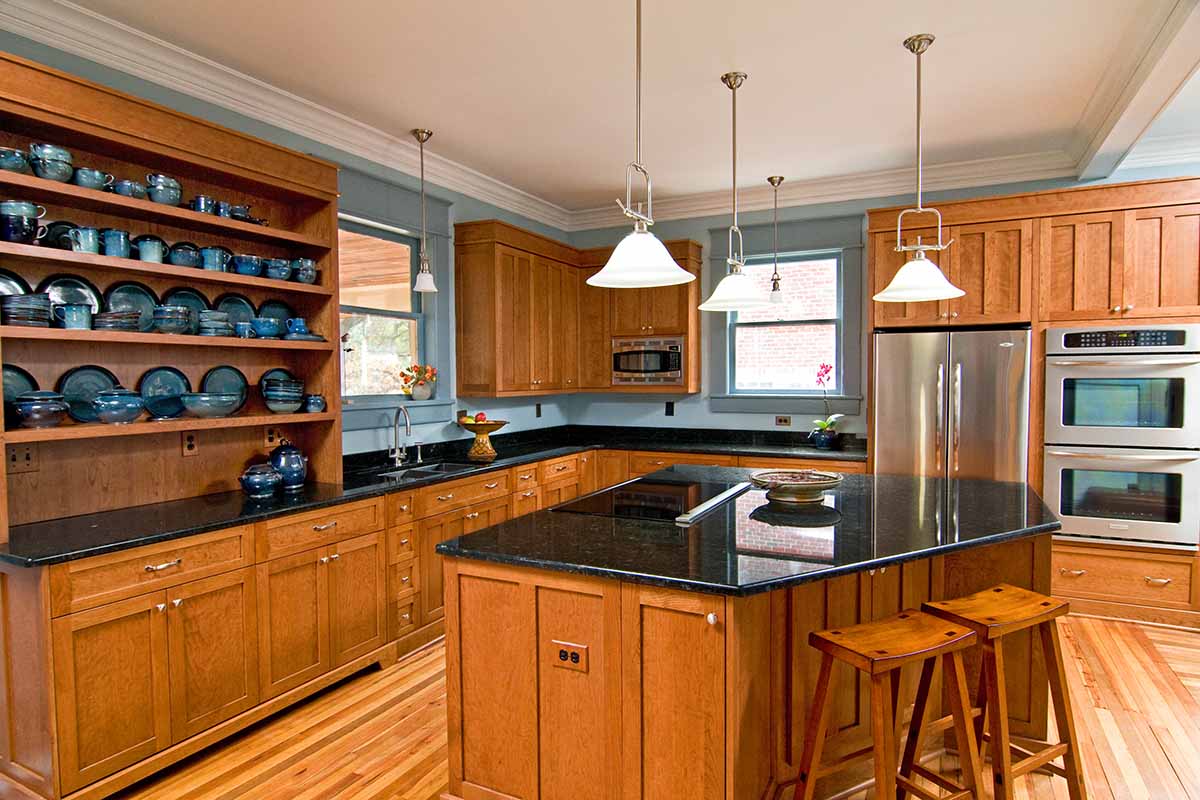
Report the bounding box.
[1044,325,1200,546]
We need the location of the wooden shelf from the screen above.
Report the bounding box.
[4,411,336,443]
[0,170,328,249]
[0,326,335,351]
[0,241,333,296]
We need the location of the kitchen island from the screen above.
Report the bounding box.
[437,466,1060,800]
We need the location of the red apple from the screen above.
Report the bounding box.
[474,412,487,422]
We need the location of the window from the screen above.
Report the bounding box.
[338,225,423,397]
[730,252,843,394]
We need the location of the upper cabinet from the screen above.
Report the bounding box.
[870,226,946,327]
[578,267,612,391]
[947,220,1033,325]
[1124,204,1200,319]
[1039,212,1125,321]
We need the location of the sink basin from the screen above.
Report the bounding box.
[377,462,475,481]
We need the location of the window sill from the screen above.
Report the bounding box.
[341,396,455,431]
[709,394,862,416]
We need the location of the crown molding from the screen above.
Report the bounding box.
[1120,132,1200,169]
[0,0,575,231]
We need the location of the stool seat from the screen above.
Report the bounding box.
[924,583,1069,639]
[811,610,976,675]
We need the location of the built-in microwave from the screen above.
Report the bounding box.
[612,336,684,386]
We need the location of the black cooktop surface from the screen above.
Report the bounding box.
[554,473,750,523]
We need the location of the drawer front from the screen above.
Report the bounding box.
[389,559,418,600]
[628,451,741,476]
[387,525,416,564]
[415,472,510,518]
[738,455,867,474]
[1053,546,1195,609]
[50,527,253,616]
[538,455,579,485]
[511,487,542,518]
[462,497,512,534]
[257,497,385,561]
[511,465,540,490]
[387,492,415,527]
[393,596,418,639]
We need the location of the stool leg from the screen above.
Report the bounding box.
[944,650,984,799]
[1039,620,1088,800]
[871,673,899,800]
[797,653,836,800]
[898,657,936,800]
[984,640,1015,800]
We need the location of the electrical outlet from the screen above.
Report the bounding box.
[775,415,792,427]
[6,443,38,474]
[665,401,675,417]
[550,640,589,674]
[181,432,199,457]
[264,427,281,448]
[536,403,542,418]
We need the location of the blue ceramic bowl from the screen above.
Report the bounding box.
[250,316,282,338]
[93,389,144,425]
[147,184,182,206]
[263,258,292,280]
[181,392,241,418]
[265,398,304,414]
[72,167,113,190]
[240,464,282,499]
[13,391,68,428]
[153,316,191,335]
[292,258,318,284]
[0,148,30,174]
[303,394,327,413]
[168,242,201,268]
[112,180,147,199]
[29,143,72,163]
[232,255,262,276]
[31,157,73,183]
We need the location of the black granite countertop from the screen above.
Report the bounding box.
[436,466,1060,596]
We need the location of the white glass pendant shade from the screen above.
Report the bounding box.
[588,228,695,288]
[413,259,438,293]
[770,286,785,304]
[698,270,772,312]
[872,251,963,302]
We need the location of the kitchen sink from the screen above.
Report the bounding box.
[377,462,476,481]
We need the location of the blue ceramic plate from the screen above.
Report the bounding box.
[161,287,211,335]
[256,300,294,325]
[56,364,119,423]
[104,281,159,332]
[2,363,37,403]
[258,367,296,394]
[37,274,103,314]
[0,268,31,297]
[201,365,248,412]
[137,366,192,420]
[214,293,256,327]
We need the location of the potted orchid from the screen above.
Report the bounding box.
[400,363,438,401]
[810,362,843,450]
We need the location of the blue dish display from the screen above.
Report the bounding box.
[92,388,144,425]
[0,147,30,174]
[0,213,46,244]
[231,254,262,276]
[36,274,103,314]
[13,390,69,428]
[0,268,31,296]
[72,167,113,190]
[56,365,119,423]
[180,392,242,419]
[30,157,72,182]
[103,281,159,332]
[161,287,211,335]
[200,365,248,412]
[291,258,317,284]
[137,366,191,420]
[3,363,38,428]
[214,293,256,327]
[112,179,146,199]
[145,173,182,206]
[131,234,166,263]
[263,258,291,281]
[249,317,282,338]
[269,440,308,491]
[257,300,294,325]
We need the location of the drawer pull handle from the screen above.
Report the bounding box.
[399,504,409,512]
[172,598,183,608]
[329,553,341,561]
[401,613,411,621]
[145,558,182,573]
[1145,576,1172,586]
[522,491,536,498]
[485,482,499,489]
[653,460,665,465]
[554,465,569,472]
[400,538,410,545]
[437,493,454,501]
[319,556,330,564]
[465,512,480,519]
[1059,568,1087,577]
[402,576,410,583]
[155,603,166,613]
[312,521,338,532]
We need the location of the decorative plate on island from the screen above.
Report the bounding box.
[749,469,844,504]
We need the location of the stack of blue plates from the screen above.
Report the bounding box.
[197,309,233,337]
[93,310,141,331]
[1,293,52,327]
[262,377,304,413]
[152,305,192,335]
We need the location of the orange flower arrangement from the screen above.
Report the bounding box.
[399,363,438,392]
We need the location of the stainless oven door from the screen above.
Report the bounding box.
[1044,446,1200,545]
[1044,354,1200,448]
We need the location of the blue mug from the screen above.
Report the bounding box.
[234,321,256,339]
[68,227,100,254]
[285,317,310,335]
[200,246,232,271]
[215,200,232,217]
[101,228,130,258]
[190,195,217,214]
[232,254,262,276]
[135,237,165,263]
[72,167,114,190]
[53,303,92,329]
[112,179,146,199]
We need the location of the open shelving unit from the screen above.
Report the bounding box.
[0,51,344,533]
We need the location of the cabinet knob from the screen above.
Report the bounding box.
[522,490,536,498]
[401,576,410,583]
[399,504,409,511]
[705,612,719,626]
[401,613,411,621]
[466,512,480,519]
[400,538,409,545]
[950,312,959,319]
[155,603,166,613]
[319,556,330,564]
[1112,305,1122,313]
[172,598,183,607]
[1124,304,1135,312]
[329,553,340,561]
[519,474,533,480]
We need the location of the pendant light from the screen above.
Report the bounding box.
[411,128,438,294]
[699,72,772,312]
[872,34,964,304]
[768,175,785,304]
[587,0,695,288]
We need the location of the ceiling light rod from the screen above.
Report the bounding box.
[411,128,437,293]
[618,0,654,228]
[768,175,784,302]
[723,71,747,272]
[894,34,951,255]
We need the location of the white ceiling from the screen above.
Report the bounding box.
[12,0,1200,227]
[1142,67,1200,139]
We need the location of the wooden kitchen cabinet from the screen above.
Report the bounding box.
[531,256,565,390]
[541,478,580,508]
[1124,204,1200,318]
[463,496,511,533]
[578,266,613,390]
[946,219,1034,324]
[595,450,631,489]
[578,450,599,494]
[52,592,171,794]
[562,266,580,389]
[328,533,388,667]
[166,568,259,742]
[256,548,330,700]
[1039,212,1126,321]
[610,268,698,336]
[870,226,945,327]
[418,509,467,627]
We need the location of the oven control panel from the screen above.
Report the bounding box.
[1062,329,1186,348]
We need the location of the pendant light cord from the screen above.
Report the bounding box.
[419,138,427,260]
[635,0,641,167]
[731,82,738,227]
[915,46,923,211]
[772,183,779,280]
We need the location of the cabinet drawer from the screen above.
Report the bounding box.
[387,525,415,564]
[50,527,253,616]
[738,455,867,474]
[256,497,385,561]
[415,472,510,518]
[628,451,739,476]
[394,596,418,638]
[389,559,418,601]
[511,465,540,490]
[463,497,511,534]
[511,487,542,518]
[538,454,579,485]
[387,492,415,526]
[1053,545,1196,610]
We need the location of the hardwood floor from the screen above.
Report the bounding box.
[116,615,1200,800]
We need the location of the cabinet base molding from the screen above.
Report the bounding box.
[40,642,397,800]
[1060,597,1200,631]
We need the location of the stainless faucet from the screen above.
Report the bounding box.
[391,406,412,467]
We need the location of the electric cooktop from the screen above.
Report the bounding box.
[554,472,751,525]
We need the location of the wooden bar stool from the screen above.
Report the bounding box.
[778,610,985,800]
[923,584,1087,800]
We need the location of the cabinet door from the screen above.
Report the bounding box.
[530,257,561,389]
[579,267,613,389]
[595,450,630,490]
[53,592,171,794]
[562,266,580,390]
[418,509,467,626]
[947,220,1033,324]
[871,227,945,327]
[611,286,646,336]
[1039,212,1125,321]
[621,585,725,800]
[644,264,694,334]
[578,451,598,495]
[1124,204,1200,318]
[166,568,258,742]
[329,532,388,666]
[497,245,534,392]
[256,548,330,700]
[542,480,580,508]
[463,496,511,534]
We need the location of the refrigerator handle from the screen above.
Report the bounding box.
[935,363,945,464]
[952,362,963,473]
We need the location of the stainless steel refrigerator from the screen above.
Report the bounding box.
[873,328,1030,482]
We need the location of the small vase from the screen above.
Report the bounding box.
[809,429,842,451]
[409,382,434,401]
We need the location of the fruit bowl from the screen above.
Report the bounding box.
[458,418,508,462]
[749,469,844,504]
